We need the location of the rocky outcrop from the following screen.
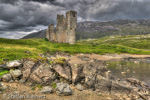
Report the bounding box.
[0,56,149,99]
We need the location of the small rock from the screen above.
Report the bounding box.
[40,86,53,94]
[106,97,112,100]
[19,79,26,84]
[138,93,148,100]
[0,83,7,91]
[6,60,22,69]
[121,72,127,76]
[27,83,35,87]
[3,59,9,62]
[24,51,31,54]
[75,84,84,91]
[1,74,12,82]
[10,69,22,78]
[125,97,131,100]
[56,82,73,96]
[78,56,91,61]
[15,80,19,82]
[126,78,140,87]
[9,80,14,83]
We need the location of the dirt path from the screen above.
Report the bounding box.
[68,53,150,64]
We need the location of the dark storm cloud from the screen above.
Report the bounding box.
[0,0,150,38]
[0,0,64,31]
[88,0,150,21]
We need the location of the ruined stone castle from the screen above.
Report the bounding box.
[46,11,77,44]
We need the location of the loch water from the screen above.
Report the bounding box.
[105,58,150,85]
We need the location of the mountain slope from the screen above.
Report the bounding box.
[22,19,150,40]
[22,30,46,39]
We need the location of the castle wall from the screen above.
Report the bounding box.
[46,11,77,44]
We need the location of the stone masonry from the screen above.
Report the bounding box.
[46,11,77,44]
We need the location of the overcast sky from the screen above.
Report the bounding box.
[0,0,150,39]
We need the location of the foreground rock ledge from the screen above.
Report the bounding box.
[0,56,150,99]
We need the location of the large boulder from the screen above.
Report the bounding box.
[95,75,112,93]
[52,60,72,81]
[10,69,22,79]
[111,81,132,94]
[29,62,56,84]
[56,82,73,96]
[71,64,84,83]
[1,74,12,82]
[82,62,109,78]
[6,60,22,69]
[22,59,37,79]
[95,75,132,94]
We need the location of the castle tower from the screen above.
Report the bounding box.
[46,11,77,44]
[56,15,64,43]
[66,11,77,44]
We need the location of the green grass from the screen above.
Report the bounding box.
[52,82,57,89]
[0,70,9,76]
[1,35,150,64]
[78,35,150,49]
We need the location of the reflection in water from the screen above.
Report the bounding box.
[105,58,150,85]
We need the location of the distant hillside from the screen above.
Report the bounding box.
[22,19,150,40]
[22,30,46,39]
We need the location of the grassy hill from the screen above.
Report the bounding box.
[1,35,150,63]
[78,35,150,49]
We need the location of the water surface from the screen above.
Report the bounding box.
[105,58,150,85]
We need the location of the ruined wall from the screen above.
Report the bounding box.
[46,25,50,40]
[49,24,56,42]
[46,11,77,44]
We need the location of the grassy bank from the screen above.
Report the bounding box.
[1,35,150,63]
